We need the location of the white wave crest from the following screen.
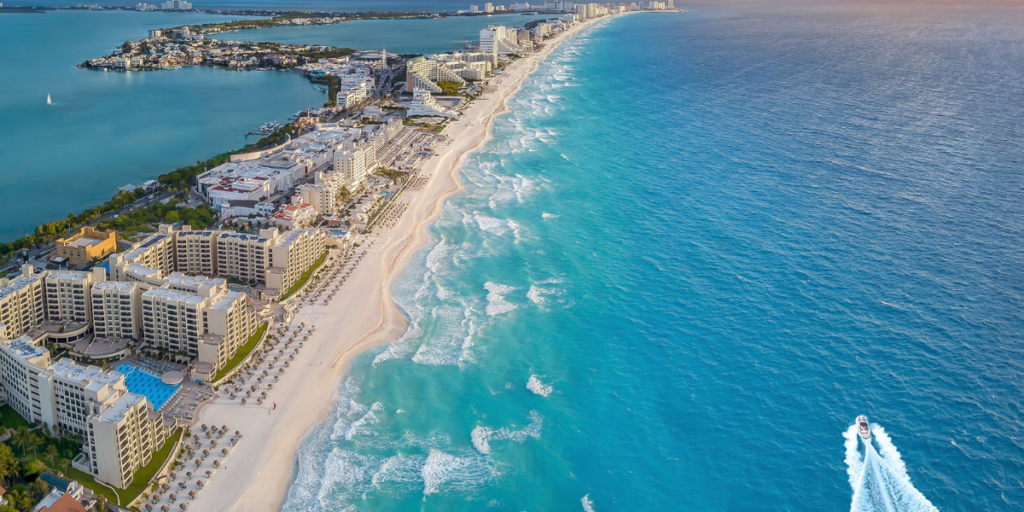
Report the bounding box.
[421,449,497,495]
[526,374,553,397]
[471,411,544,454]
[542,212,559,219]
[582,493,596,512]
[484,282,517,316]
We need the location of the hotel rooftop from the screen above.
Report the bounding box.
[49,358,124,391]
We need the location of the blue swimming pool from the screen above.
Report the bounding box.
[116,364,179,410]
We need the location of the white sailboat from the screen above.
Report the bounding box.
[47,94,51,105]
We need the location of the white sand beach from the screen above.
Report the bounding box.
[186,17,600,512]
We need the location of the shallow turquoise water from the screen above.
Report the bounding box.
[281,4,1024,512]
[0,11,325,241]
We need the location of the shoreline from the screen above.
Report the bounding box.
[185,15,608,512]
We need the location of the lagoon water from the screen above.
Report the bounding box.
[0,10,324,242]
[281,5,1024,512]
[211,13,554,54]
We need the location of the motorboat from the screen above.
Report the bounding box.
[857,415,871,440]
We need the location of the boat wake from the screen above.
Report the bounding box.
[844,421,939,512]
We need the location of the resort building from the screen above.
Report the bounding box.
[44,270,101,326]
[54,227,117,267]
[174,229,219,277]
[86,389,169,488]
[0,267,46,339]
[118,229,175,276]
[337,81,369,109]
[216,231,275,285]
[198,291,256,373]
[269,202,318,230]
[140,288,208,356]
[296,182,340,217]
[0,336,52,426]
[267,228,326,293]
[334,147,370,187]
[405,56,466,93]
[91,281,142,340]
[480,25,524,58]
[407,89,458,118]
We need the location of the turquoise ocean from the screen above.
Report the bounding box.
[278,5,1024,512]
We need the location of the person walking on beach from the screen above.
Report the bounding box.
[274,402,277,410]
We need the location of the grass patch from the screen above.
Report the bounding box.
[37,428,182,506]
[0,405,32,430]
[278,251,328,301]
[120,428,183,504]
[211,322,269,382]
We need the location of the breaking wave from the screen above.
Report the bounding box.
[526,374,553,397]
[470,411,544,454]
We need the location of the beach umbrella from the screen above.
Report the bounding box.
[221,448,229,456]
[180,503,188,511]
[162,483,170,491]
[205,470,212,478]
[261,391,267,397]
[186,471,192,479]
[169,493,176,501]
[197,480,204,488]
[189,491,195,499]
[162,505,169,512]
[178,482,186,490]
[146,504,153,511]
[201,424,208,431]
[235,430,241,436]
[241,398,248,404]
[211,439,218,447]
[170,472,177,479]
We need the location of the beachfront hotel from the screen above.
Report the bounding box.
[0,337,172,488]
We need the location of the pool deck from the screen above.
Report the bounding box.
[111,359,218,425]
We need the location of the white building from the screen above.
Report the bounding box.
[334,147,369,187]
[407,89,458,118]
[480,25,524,58]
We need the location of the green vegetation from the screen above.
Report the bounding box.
[96,201,216,238]
[374,169,407,183]
[0,408,117,510]
[279,251,329,301]
[436,81,462,96]
[0,406,31,430]
[312,75,341,108]
[212,322,269,382]
[304,47,357,61]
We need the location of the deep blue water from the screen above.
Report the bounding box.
[281,4,1024,511]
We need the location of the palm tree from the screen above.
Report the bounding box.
[13,426,29,455]
[59,457,71,475]
[46,445,58,465]
[97,493,108,512]
[28,434,42,457]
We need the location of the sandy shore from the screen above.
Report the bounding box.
[186,17,601,512]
